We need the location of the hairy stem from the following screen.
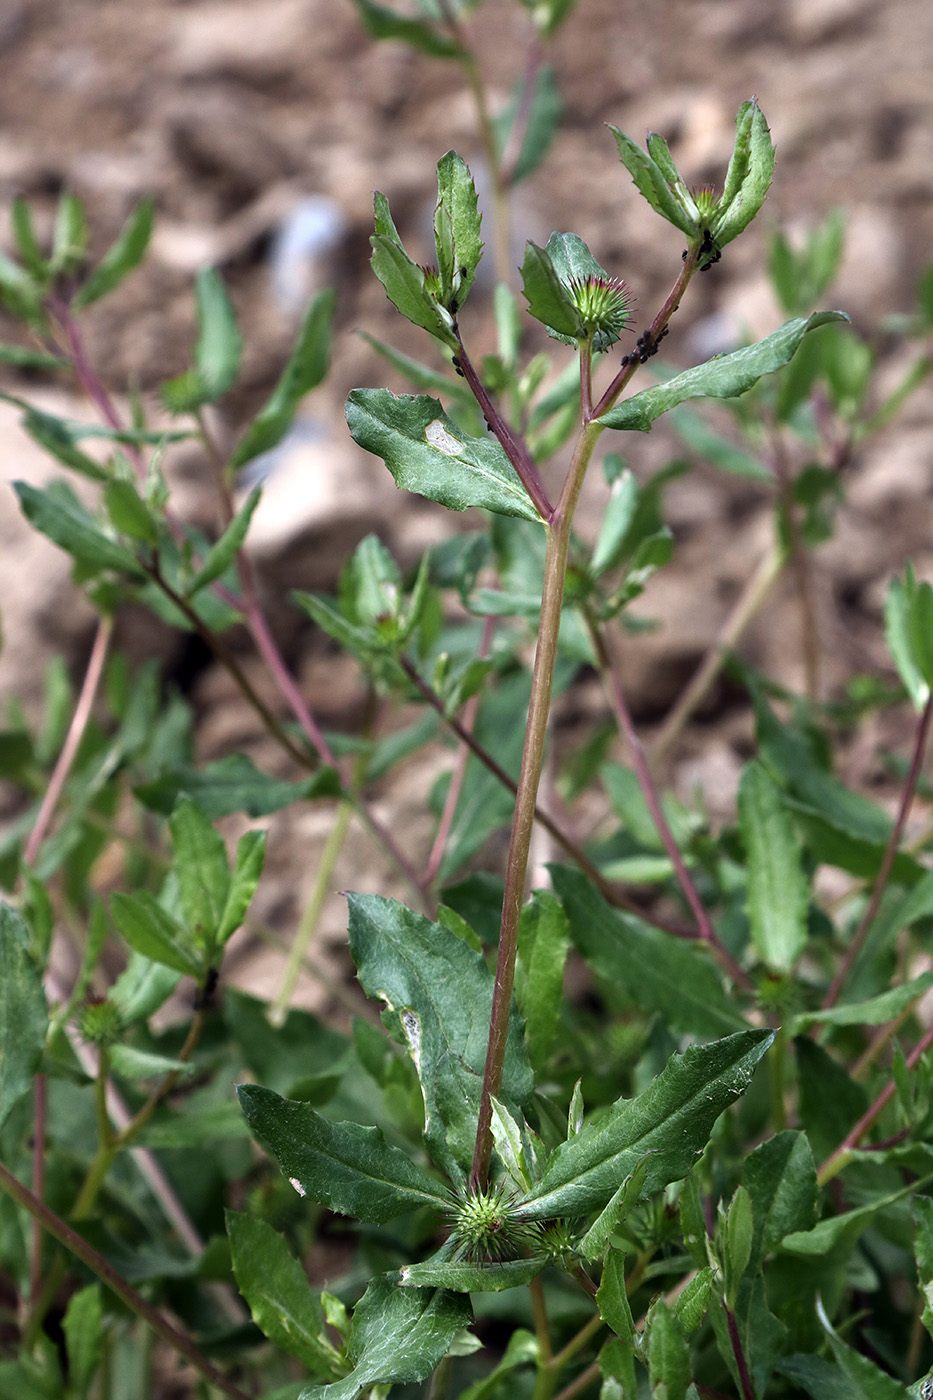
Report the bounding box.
[471,420,602,1188]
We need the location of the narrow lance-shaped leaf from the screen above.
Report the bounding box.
[169,797,230,952]
[350,0,463,57]
[647,1300,690,1400]
[597,313,849,432]
[230,287,335,469]
[194,267,242,399]
[738,760,808,972]
[714,100,775,247]
[346,389,542,523]
[0,904,49,1132]
[110,890,201,978]
[596,1247,638,1346]
[62,1286,103,1400]
[400,1253,545,1293]
[608,125,696,236]
[226,1211,344,1378]
[17,407,109,481]
[434,151,483,308]
[885,572,929,710]
[187,487,261,597]
[103,478,160,547]
[14,479,145,576]
[301,1273,472,1400]
[237,1083,451,1222]
[580,1156,651,1262]
[516,1029,772,1220]
[73,198,155,309]
[216,829,266,946]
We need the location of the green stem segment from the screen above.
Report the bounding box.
[471,419,603,1188]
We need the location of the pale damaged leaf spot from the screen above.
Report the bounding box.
[288,1177,307,1197]
[424,419,463,455]
[401,1008,422,1075]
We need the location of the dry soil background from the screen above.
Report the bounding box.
[1,0,932,1007]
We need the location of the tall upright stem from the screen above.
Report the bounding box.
[471,419,602,1187]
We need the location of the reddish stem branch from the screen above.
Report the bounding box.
[823,692,933,1009]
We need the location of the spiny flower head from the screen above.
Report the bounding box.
[565,274,634,352]
[447,1182,537,1263]
[691,185,718,221]
[79,996,125,1049]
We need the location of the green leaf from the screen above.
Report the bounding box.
[885,572,930,710]
[782,1179,920,1257]
[647,1300,690,1400]
[579,1156,650,1262]
[516,1029,772,1219]
[187,487,261,596]
[0,904,48,1131]
[110,891,201,977]
[738,761,808,972]
[645,133,699,228]
[370,233,455,345]
[597,314,849,431]
[400,1255,545,1292]
[714,100,775,248]
[301,1273,472,1400]
[489,1097,533,1190]
[551,866,746,1040]
[345,389,542,522]
[456,1329,538,1400]
[194,267,242,399]
[494,65,562,185]
[520,240,584,341]
[62,1285,103,1400]
[597,1246,638,1346]
[14,479,144,575]
[108,1045,196,1080]
[0,344,66,371]
[591,470,639,576]
[673,1270,712,1335]
[236,1083,450,1221]
[789,971,933,1032]
[216,830,266,946]
[722,1185,753,1309]
[50,193,89,276]
[169,797,230,953]
[226,1211,344,1378]
[815,1297,905,1400]
[741,1131,817,1267]
[516,890,569,1071]
[349,0,463,57]
[17,407,107,481]
[103,478,160,546]
[230,288,335,469]
[347,893,533,1179]
[434,151,483,309]
[73,198,155,308]
[12,197,47,280]
[135,755,340,817]
[914,1195,933,1341]
[608,125,696,236]
[0,248,44,325]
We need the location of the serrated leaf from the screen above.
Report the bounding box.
[598,314,849,431]
[62,1285,103,1400]
[230,288,334,469]
[597,1247,638,1345]
[301,1273,472,1400]
[134,755,340,817]
[0,904,48,1131]
[345,389,541,522]
[714,100,775,247]
[350,0,463,57]
[73,198,154,308]
[520,240,584,341]
[370,234,455,344]
[110,890,201,977]
[346,893,533,1179]
[738,761,808,972]
[400,1254,545,1292]
[647,1300,690,1400]
[14,479,144,575]
[434,150,483,308]
[103,477,160,546]
[187,487,261,596]
[516,1029,772,1219]
[216,829,266,946]
[516,889,569,1071]
[551,865,746,1039]
[237,1083,449,1221]
[741,1131,817,1267]
[226,1211,344,1378]
[579,1156,650,1262]
[608,125,696,236]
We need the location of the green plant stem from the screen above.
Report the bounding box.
[28,1074,46,1317]
[0,1159,252,1400]
[471,419,603,1188]
[586,613,754,994]
[823,691,933,1009]
[274,796,354,1020]
[23,613,113,867]
[769,1025,788,1132]
[650,539,784,763]
[398,654,701,940]
[772,435,820,702]
[817,1017,933,1186]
